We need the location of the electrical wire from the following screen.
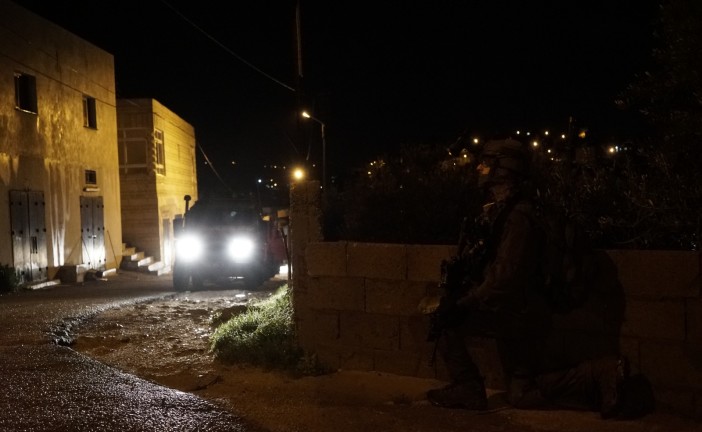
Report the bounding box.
[196,143,235,195]
[159,0,296,93]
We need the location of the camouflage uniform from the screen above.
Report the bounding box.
[428,139,632,417]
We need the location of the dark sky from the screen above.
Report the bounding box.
[13,0,660,189]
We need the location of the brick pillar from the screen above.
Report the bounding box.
[289,180,322,348]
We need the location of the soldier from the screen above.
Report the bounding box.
[427,138,634,418]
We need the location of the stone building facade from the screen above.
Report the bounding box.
[117,98,197,270]
[0,0,121,284]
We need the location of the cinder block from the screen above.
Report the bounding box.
[406,244,454,282]
[337,346,374,371]
[309,344,342,371]
[654,387,697,419]
[621,300,685,341]
[686,298,702,345]
[399,315,433,353]
[606,250,700,298]
[56,264,90,283]
[306,241,347,276]
[365,279,429,316]
[294,309,339,348]
[338,311,400,350]
[640,341,702,388]
[347,243,407,280]
[306,276,365,311]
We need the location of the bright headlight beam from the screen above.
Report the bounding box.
[176,234,204,263]
[228,237,255,262]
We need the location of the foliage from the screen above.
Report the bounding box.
[0,264,19,293]
[605,0,702,249]
[210,285,329,375]
[323,143,483,245]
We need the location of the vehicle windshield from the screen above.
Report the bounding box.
[187,201,260,227]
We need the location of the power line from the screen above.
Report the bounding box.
[159,0,296,93]
[197,143,234,195]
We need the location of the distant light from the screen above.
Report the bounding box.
[544,130,549,136]
[547,149,552,153]
[526,132,531,136]
[472,137,479,144]
[532,141,539,147]
[257,178,262,183]
[516,130,521,135]
[301,111,311,119]
[579,130,587,139]
[608,146,616,154]
[561,134,566,139]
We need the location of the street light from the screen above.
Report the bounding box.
[301,110,326,192]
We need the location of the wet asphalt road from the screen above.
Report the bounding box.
[0,271,260,432]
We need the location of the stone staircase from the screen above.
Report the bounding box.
[120,243,171,276]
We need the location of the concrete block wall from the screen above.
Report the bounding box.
[289,181,702,418]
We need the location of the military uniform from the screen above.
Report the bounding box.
[428,139,633,417]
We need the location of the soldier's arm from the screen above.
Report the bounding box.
[457,206,538,311]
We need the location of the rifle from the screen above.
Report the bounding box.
[427,215,489,364]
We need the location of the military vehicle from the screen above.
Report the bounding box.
[172,195,286,290]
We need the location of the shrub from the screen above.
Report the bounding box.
[0,264,19,293]
[325,140,700,251]
[324,143,482,245]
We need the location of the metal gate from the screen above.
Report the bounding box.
[9,190,48,284]
[80,196,106,270]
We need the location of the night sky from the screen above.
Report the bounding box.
[12,0,660,191]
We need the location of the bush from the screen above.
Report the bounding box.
[0,264,19,293]
[324,143,482,245]
[324,141,700,251]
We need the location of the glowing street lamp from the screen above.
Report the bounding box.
[301,111,327,192]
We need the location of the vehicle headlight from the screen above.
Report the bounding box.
[176,234,204,263]
[227,237,255,262]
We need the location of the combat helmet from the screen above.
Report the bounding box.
[478,138,529,186]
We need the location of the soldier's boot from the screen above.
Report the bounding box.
[592,355,630,419]
[427,378,488,410]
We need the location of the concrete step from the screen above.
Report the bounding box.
[148,263,171,276]
[120,244,169,276]
[120,256,153,270]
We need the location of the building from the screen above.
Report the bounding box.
[0,0,121,285]
[117,98,198,273]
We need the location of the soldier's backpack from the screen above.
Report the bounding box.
[535,203,597,314]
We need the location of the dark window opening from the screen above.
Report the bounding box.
[85,170,97,185]
[14,72,37,114]
[83,95,97,129]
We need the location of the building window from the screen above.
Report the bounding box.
[153,129,166,175]
[85,170,97,185]
[82,96,97,129]
[118,128,148,174]
[14,72,37,114]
